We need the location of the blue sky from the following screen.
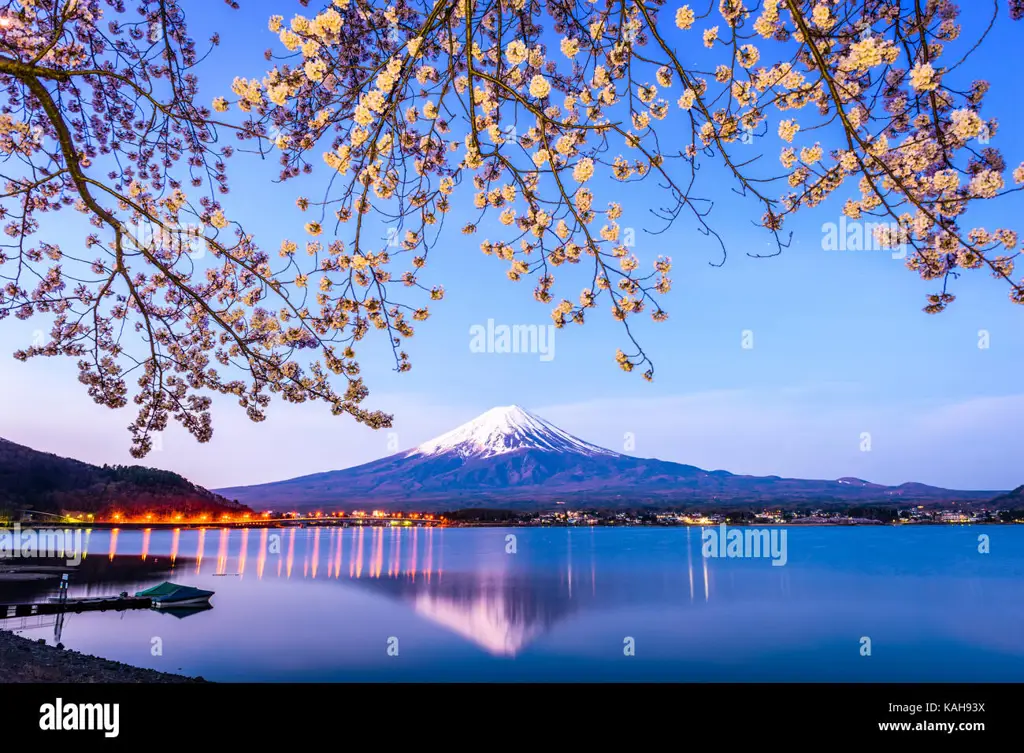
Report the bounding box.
[1,4,1022,491]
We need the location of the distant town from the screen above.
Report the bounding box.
[7,503,1023,529]
[441,505,1024,527]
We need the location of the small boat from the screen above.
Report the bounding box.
[135,581,214,609]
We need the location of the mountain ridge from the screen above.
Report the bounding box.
[216,405,1004,511]
[0,437,248,517]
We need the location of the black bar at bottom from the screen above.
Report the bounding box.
[0,682,1008,744]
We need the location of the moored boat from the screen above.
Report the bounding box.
[135,581,214,609]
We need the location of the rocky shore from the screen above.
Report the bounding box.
[0,629,204,682]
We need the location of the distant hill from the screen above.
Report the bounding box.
[989,485,1024,507]
[216,405,1003,511]
[0,437,248,517]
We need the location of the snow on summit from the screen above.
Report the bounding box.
[408,405,620,459]
[215,404,999,509]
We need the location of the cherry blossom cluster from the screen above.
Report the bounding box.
[1,0,1021,456]
[0,0,390,457]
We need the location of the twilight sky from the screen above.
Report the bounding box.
[1,4,1022,492]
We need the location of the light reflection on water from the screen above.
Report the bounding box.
[4,525,1024,682]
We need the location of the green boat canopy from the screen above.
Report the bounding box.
[135,582,186,598]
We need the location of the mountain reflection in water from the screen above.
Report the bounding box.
[4,525,1022,682]
[0,525,710,657]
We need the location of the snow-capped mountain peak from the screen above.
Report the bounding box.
[408,405,620,459]
[216,403,1000,509]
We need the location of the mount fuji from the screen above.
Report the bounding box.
[216,405,999,510]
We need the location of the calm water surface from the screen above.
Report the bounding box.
[5,525,1023,681]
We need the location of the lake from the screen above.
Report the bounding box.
[4,525,1023,681]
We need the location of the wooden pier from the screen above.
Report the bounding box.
[0,595,152,619]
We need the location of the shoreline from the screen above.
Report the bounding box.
[442,520,1002,528]
[1,519,1013,530]
[0,629,204,683]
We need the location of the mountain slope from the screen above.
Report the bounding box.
[216,405,1001,510]
[0,437,248,516]
[989,485,1024,507]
